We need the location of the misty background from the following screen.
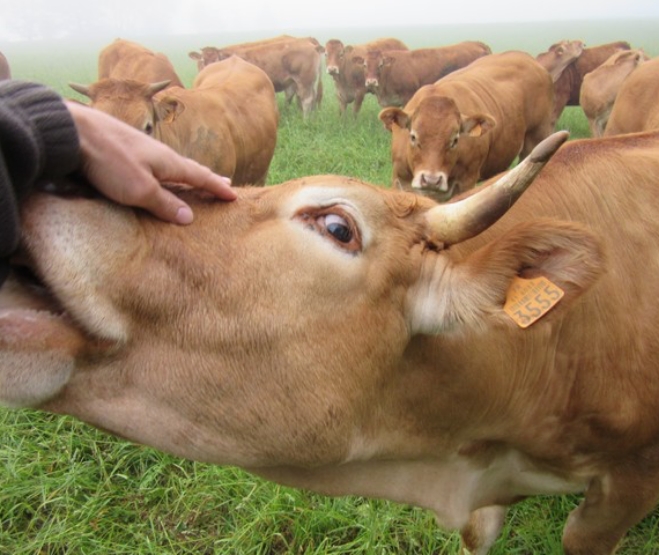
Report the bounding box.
[2,0,658,93]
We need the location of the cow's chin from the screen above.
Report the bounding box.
[411,181,459,203]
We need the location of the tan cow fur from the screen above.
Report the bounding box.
[604,56,659,136]
[379,51,554,201]
[5,132,659,554]
[580,49,649,137]
[97,38,183,88]
[363,41,491,108]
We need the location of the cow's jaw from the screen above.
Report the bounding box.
[0,192,132,407]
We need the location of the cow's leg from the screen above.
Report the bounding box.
[459,505,507,555]
[352,90,366,117]
[562,464,659,555]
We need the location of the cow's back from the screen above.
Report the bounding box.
[98,38,183,87]
[182,56,278,185]
[376,41,491,107]
[605,56,659,136]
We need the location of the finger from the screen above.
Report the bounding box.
[138,186,197,225]
[160,156,237,201]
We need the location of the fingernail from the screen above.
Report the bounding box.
[176,206,194,225]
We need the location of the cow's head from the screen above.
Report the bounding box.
[0,133,574,471]
[69,79,172,136]
[536,40,585,82]
[380,95,496,201]
[363,50,384,90]
[324,39,345,75]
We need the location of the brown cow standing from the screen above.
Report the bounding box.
[363,41,491,108]
[0,51,11,80]
[190,36,323,118]
[324,38,408,116]
[97,38,183,88]
[580,49,649,137]
[604,56,659,136]
[69,56,278,185]
[8,131,659,554]
[536,40,631,122]
[379,51,554,201]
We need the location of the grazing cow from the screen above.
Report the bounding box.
[8,130,659,555]
[580,49,649,137]
[379,51,554,201]
[69,56,278,185]
[324,38,408,116]
[537,40,631,122]
[0,51,10,80]
[97,38,183,88]
[363,41,491,108]
[190,36,324,118]
[604,56,659,136]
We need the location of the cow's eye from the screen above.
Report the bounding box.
[325,214,352,243]
[144,122,154,135]
[449,135,459,149]
[295,208,362,253]
[410,131,418,147]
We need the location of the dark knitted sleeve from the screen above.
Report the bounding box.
[0,80,81,285]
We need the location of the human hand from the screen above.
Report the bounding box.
[65,101,237,224]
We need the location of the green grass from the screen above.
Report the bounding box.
[2,28,658,554]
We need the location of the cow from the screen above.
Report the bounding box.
[324,38,408,116]
[378,50,554,201]
[535,39,585,82]
[0,51,10,80]
[604,56,659,137]
[188,35,295,71]
[189,36,324,118]
[580,49,649,137]
[7,129,659,555]
[363,41,491,108]
[536,40,631,122]
[69,56,278,185]
[97,38,183,88]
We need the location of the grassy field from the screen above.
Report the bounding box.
[2,21,659,554]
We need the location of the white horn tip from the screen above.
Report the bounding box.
[529,131,570,164]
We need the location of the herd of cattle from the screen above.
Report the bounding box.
[2,35,657,200]
[5,32,659,555]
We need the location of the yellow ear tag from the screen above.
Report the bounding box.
[504,276,564,328]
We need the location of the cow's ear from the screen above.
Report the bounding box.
[351,55,364,65]
[409,219,605,335]
[459,113,496,138]
[382,56,394,67]
[188,51,201,61]
[344,45,354,55]
[156,96,186,123]
[379,108,409,132]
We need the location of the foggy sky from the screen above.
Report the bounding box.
[2,0,658,42]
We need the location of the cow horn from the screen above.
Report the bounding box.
[424,131,569,246]
[147,80,171,97]
[69,83,91,98]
